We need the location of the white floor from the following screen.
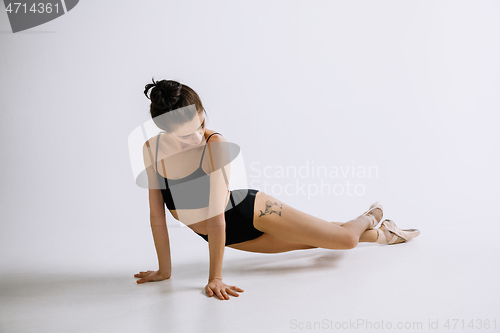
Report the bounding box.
[1,222,499,333]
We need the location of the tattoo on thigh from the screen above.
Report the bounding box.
[259,200,283,217]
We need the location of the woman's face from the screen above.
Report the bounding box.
[170,112,206,146]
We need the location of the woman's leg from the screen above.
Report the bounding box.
[330,222,379,243]
[227,232,318,253]
[252,192,382,250]
[227,222,379,254]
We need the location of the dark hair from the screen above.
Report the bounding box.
[144,78,206,132]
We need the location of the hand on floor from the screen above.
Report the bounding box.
[134,270,170,283]
[205,278,244,300]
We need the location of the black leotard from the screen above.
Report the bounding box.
[196,189,263,245]
[154,132,220,210]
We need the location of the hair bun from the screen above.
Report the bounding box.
[144,79,182,110]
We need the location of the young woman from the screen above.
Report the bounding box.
[134,79,420,300]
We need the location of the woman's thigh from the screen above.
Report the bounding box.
[251,191,354,250]
[227,232,317,253]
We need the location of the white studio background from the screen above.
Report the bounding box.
[1,0,499,332]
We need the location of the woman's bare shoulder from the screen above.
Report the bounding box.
[143,130,226,159]
[144,133,178,157]
[205,129,227,142]
[143,135,160,156]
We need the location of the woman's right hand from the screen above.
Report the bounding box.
[134,270,170,284]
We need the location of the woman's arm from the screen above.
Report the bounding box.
[206,135,230,281]
[150,192,172,278]
[207,212,225,281]
[135,140,171,283]
[135,196,172,283]
[204,135,244,299]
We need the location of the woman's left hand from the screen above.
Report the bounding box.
[205,278,244,300]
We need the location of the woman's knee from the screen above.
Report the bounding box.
[339,231,359,249]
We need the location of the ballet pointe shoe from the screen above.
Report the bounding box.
[375,219,420,245]
[356,202,384,229]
